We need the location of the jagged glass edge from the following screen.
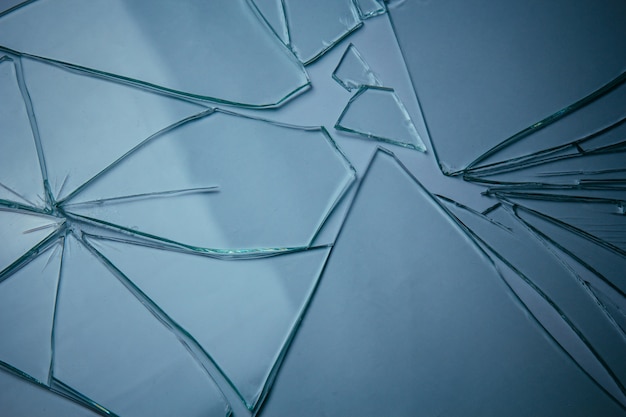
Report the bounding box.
[331,43,381,92]
[249,0,291,47]
[81,231,331,412]
[437,195,626,405]
[57,109,356,257]
[352,0,386,20]
[335,85,426,152]
[0,0,312,110]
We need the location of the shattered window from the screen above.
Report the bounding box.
[1,1,625,416]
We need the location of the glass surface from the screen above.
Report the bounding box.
[335,86,426,151]
[353,0,386,20]
[259,150,625,416]
[0,0,309,107]
[332,43,381,92]
[251,0,290,45]
[388,0,626,174]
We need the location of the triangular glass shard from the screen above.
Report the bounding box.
[62,111,355,253]
[252,0,290,45]
[0,56,45,208]
[0,0,309,107]
[509,201,626,296]
[440,198,626,400]
[85,234,330,410]
[0,368,99,417]
[388,0,626,174]
[0,208,62,275]
[495,192,626,254]
[259,149,625,416]
[0,240,61,384]
[17,56,205,202]
[332,43,381,92]
[282,0,362,64]
[52,234,230,417]
[353,0,386,19]
[335,86,426,151]
[467,74,626,173]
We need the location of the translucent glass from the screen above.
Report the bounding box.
[0,56,45,208]
[332,43,381,92]
[388,0,626,174]
[61,110,355,253]
[259,150,624,416]
[0,0,309,107]
[335,86,426,151]
[52,233,230,417]
[251,0,289,45]
[0,241,61,384]
[85,234,330,411]
[282,0,362,64]
[353,0,386,20]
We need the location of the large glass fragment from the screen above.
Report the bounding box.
[332,43,381,92]
[15,54,206,202]
[85,235,330,411]
[441,198,626,401]
[282,0,362,64]
[62,110,355,253]
[0,368,99,417]
[388,0,626,174]
[259,150,625,416]
[0,208,62,275]
[0,0,309,107]
[0,240,61,384]
[52,233,230,417]
[335,86,426,151]
[0,56,45,208]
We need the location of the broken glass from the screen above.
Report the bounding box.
[388,0,626,174]
[61,110,355,254]
[353,0,386,20]
[251,0,290,46]
[281,0,362,64]
[332,43,382,92]
[84,234,330,411]
[335,86,426,151]
[258,149,626,416]
[0,0,309,107]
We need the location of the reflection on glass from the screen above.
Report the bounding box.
[332,43,381,92]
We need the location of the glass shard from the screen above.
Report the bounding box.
[259,150,625,416]
[353,0,386,20]
[388,0,626,174]
[282,0,362,64]
[590,284,626,335]
[62,110,355,253]
[440,198,626,401]
[335,86,426,151]
[252,0,290,45]
[0,208,62,275]
[53,234,230,417]
[0,240,61,384]
[0,0,309,107]
[85,234,330,411]
[16,55,206,202]
[0,368,100,417]
[0,56,45,208]
[332,43,381,92]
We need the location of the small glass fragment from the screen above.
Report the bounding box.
[353,0,386,19]
[0,240,61,384]
[52,234,231,417]
[335,86,426,151]
[0,0,309,107]
[259,150,625,416]
[282,0,362,64]
[332,43,381,92]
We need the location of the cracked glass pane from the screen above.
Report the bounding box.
[52,233,230,417]
[258,150,625,416]
[0,0,309,107]
[335,86,426,151]
[61,110,354,253]
[282,0,362,64]
[332,43,381,92]
[85,234,330,411]
[388,0,626,174]
[0,56,45,208]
